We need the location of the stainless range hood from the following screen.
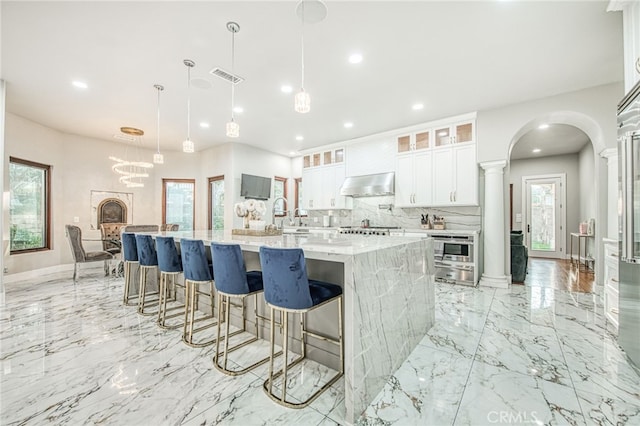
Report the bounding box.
[339,172,395,197]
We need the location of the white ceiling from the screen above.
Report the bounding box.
[510,124,591,160]
[1,1,623,158]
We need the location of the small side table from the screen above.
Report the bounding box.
[570,233,593,271]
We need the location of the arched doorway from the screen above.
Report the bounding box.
[505,111,607,292]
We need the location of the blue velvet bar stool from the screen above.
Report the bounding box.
[135,234,160,316]
[211,242,275,375]
[156,236,185,329]
[180,238,216,347]
[259,246,344,408]
[121,232,139,306]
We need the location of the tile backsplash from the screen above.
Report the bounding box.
[304,196,481,230]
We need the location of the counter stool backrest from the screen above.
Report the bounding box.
[156,236,182,273]
[121,233,138,262]
[135,234,158,267]
[259,246,313,310]
[211,243,251,295]
[180,239,212,282]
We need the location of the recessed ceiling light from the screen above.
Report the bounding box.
[538,123,549,129]
[281,85,293,93]
[412,103,424,110]
[344,122,354,128]
[348,53,363,64]
[72,81,88,89]
[233,106,244,114]
[200,122,210,128]
[289,151,297,156]
[295,135,304,141]
[532,148,541,153]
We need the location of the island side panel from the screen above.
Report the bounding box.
[344,238,435,424]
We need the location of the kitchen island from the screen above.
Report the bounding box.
[162,229,435,424]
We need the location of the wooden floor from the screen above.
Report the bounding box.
[520,257,595,293]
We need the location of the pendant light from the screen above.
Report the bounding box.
[153,84,164,164]
[294,1,310,113]
[226,22,240,138]
[110,127,153,188]
[182,59,195,153]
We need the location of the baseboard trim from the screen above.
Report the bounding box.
[2,263,103,284]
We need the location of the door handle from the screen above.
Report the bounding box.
[527,224,530,233]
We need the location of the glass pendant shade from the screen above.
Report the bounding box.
[183,139,194,153]
[295,90,310,113]
[153,84,164,164]
[226,120,239,138]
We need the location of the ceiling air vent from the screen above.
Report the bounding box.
[209,67,244,85]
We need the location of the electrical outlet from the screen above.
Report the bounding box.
[73,216,80,223]
[3,267,8,274]
[313,217,318,223]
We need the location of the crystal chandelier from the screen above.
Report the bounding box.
[226,22,240,138]
[153,84,164,164]
[110,127,153,188]
[182,59,195,153]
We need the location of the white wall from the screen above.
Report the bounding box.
[3,114,295,275]
[230,143,293,228]
[578,143,597,256]
[3,113,159,274]
[509,153,580,256]
[478,83,621,163]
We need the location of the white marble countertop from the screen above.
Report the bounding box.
[160,229,429,259]
[392,228,481,236]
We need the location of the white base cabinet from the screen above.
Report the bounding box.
[603,238,619,331]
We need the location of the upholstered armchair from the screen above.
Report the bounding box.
[510,231,528,283]
[100,222,126,255]
[65,224,114,281]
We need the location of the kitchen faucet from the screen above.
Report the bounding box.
[272,197,288,229]
[293,208,303,226]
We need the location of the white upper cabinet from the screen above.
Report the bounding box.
[432,143,477,206]
[395,151,432,207]
[397,129,431,153]
[433,120,474,147]
[394,116,477,207]
[301,149,351,210]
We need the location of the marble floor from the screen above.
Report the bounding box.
[1,269,639,425]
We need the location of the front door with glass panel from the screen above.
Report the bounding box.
[524,174,565,259]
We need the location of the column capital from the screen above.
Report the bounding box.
[480,160,507,172]
[599,147,617,159]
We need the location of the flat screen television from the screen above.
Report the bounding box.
[240,173,271,200]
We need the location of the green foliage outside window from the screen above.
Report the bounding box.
[10,159,48,252]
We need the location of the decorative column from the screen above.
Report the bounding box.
[480,160,510,289]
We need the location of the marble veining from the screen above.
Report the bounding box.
[2,269,640,425]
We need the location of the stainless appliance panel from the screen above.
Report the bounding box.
[617,79,640,372]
